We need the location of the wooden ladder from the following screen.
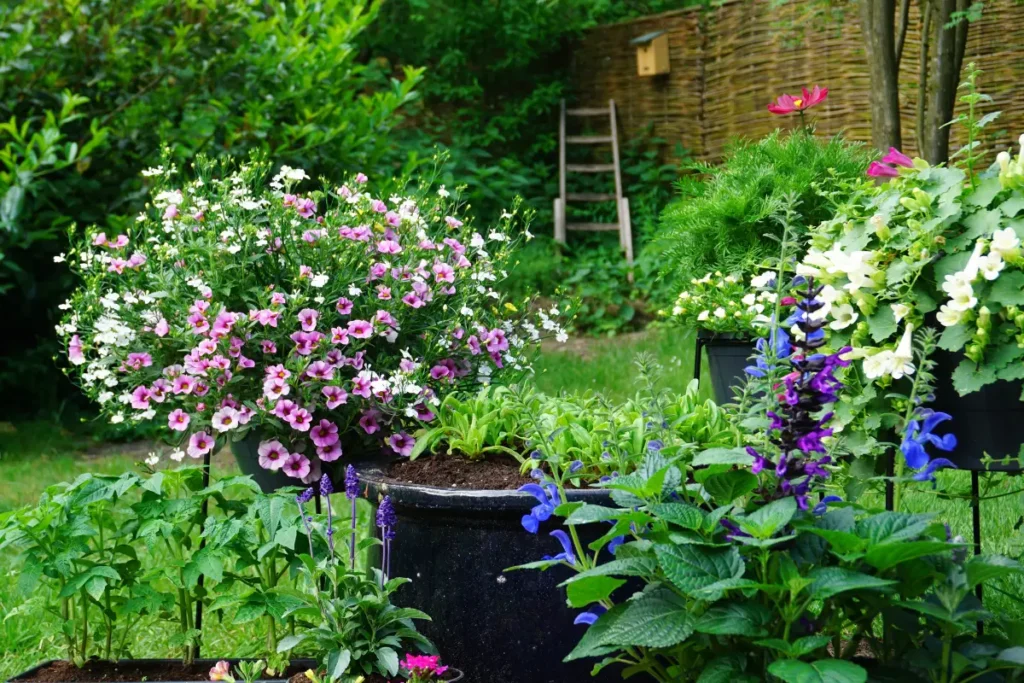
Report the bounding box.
[553,99,633,279]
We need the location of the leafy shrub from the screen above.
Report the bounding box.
[657,129,873,293]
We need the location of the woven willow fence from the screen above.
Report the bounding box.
[571,0,1024,162]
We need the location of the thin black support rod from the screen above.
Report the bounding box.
[693,336,704,383]
[885,449,895,512]
[194,448,213,658]
[972,470,983,637]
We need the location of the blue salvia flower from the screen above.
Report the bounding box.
[901,409,957,470]
[544,530,576,566]
[573,605,606,626]
[518,483,560,534]
[646,440,664,453]
[569,460,584,474]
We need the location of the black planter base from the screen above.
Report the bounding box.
[7,659,318,683]
[697,331,755,405]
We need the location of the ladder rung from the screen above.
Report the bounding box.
[565,135,612,144]
[566,107,610,116]
[566,163,615,173]
[566,222,620,232]
[566,192,616,202]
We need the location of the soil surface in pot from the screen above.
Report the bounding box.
[384,454,532,490]
[20,660,310,682]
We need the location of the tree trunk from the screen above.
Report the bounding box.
[860,0,902,151]
[924,0,970,164]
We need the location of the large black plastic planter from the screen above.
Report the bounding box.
[698,330,756,405]
[7,659,317,683]
[357,461,634,683]
[930,350,1024,471]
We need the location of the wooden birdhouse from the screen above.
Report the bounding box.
[632,31,669,77]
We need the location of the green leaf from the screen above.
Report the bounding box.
[693,447,754,467]
[565,505,635,525]
[656,543,744,596]
[703,470,758,505]
[938,324,973,352]
[767,659,866,683]
[966,177,1002,207]
[807,567,895,599]
[328,649,352,680]
[277,634,305,652]
[566,576,626,608]
[995,646,1024,665]
[856,512,933,545]
[141,472,164,495]
[966,554,1022,587]
[375,647,399,676]
[694,601,768,636]
[650,502,705,530]
[738,497,796,539]
[562,558,658,585]
[697,656,757,683]
[868,305,897,343]
[598,588,694,648]
[234,597,268,623]
[990,271,1024,306]
[952,358,997,394]
[865,541,953,571]
[564,603,625,662]
[1000,196,1024,217]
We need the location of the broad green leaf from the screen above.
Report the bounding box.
[328,649,352,680]
[277,634,305,652]
[566,505,641,526]
[598,588,693,648]
[703,470,758,505]
[656,543,744,596]
[694,601,769,636]
[564,603,625,662]
[767,658,866,683]
[375,647,399,676]
[856,512,933,545]
[807,567,895,599]
[990,271,1024,307]
[966,554,1022,587]
[650,502,705,530]
[938,324,973,352]
[693,447,754,467]
[868,305,897,343]
[234,597,268,623]
[865,540,953,571]
[738,497,796,539]
[952,358,997,394]
[141,472,165,495]
[561,557,658,585]
[697,656,758,683]
[966,177,1002,207]
[566,576,626,608]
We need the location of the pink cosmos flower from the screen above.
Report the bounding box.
[154,319,169,337]
[257,440,289,471]
[371,199,387,213]
[389,432,416,457]
[188,431,214,459]
[311,419,339,448]
[359,410,381,434]
[282,453,311,479]
[298,308,319,332]
[445,216,463,229]
[131,385,152,410]
[348,319,373,339]
[377,239,402,254]
[322,385,348,408]
[866,161,900,178]
[317,442,343,462]
[68,335,86,365]
[767,85,828,115]
[168,409,191,432]
[335,297,354,315]
[287,408,313,432]
[433,262,455,283]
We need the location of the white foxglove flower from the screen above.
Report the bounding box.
[936,304,964,327]
[829,304,858,330]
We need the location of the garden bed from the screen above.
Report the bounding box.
[10,660,316,683]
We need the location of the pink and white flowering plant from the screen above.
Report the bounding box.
[57,156,565,481]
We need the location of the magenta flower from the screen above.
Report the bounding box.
[767,85,828,115]
[402,292,424,308]
[317,442,343,462]
[330,327,350,345]
[401,653,448,679]
[432,262,455,283]
[282,453,311,479]
[126,352,154,370]
[305,360,334,382]
[413,402,436,422]
[866,161,900,178]
[386,211,402,227]
[272,398,297,419]
[377,239,402,254]
[882,147,913,167]
[283,194,298,207]
[298,308,319,332]
[288,408,313,432]
[311,419,339,448]
[348,319,373,339]
[867,148,913,178]
[131,385,152,410]
[261,340,277,354]
[173,375,195,395]
[376,285,392,301]
[168,409,191,432]
[359,410,381,434]
[322,385,348,408]
[187,431,215,459]
[68,335,85,365]
[150,379,169,402]
[389,432,416,457]
[296,198,316,219]
[371,199,387,213]
[258,440,289,470]
[335,297,354,315]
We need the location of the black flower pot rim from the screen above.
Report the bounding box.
[355,459,613,514]
[6,658,318,683]
[697,328,754,345]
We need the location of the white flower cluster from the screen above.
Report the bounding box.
[937,228,1021,327]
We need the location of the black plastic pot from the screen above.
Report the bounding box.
[357,461,638,683]
[231,431,301,492]
[930,349,1024,471]
[699,330,756,405]
[6,659,317,683]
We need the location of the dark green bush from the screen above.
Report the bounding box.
[656,129,874,292]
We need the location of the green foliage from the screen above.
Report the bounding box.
[657,129,873,294]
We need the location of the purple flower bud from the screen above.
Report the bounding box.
[344,464,359,499]
[319,473,333,496]
[376,495,397,540]
[297,488,314,504]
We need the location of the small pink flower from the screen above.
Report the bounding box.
[376,285,392,300]
[261,340,277,354]
[209,660,232,682]
[131,385,152,410]
[173,375,195,394]
[283,194,298,207]
[322,385,348,409]
[68,335,86,365]
[385,211,402,227]
[767,85,828,115]
[258,440,289,471]
[377,239,402,254]
[271,292,287,306]
[335,297,354,315]
[154,319,169,337]
[298,308,319,332]
[467,335,481,355]
[188,431,215,459]
[287,408,313,432]
[443,237,465,254]
[168,409,191,432]
[306,360,334,382]
[331,327,350,345]
[282,453,311,479]
[317,442,343,462]
[211,407,239,432]
[430,364,451,381]
[402,292,424,308]
[882,147,914,168]
[125,352,154,370]
[389,432,416,457]
[348,319,373,339]
[371,199,387,213]
[272,398,297,419]
[149,379,169,402]
[359,410,380,434]
[355,172,368,184]
[866,161,900,178]
[432,262,455,283]
[445,216,463,229]
[311,419,339,448]
[164,205,180,220]
[296,198,316,219]
[351,373,372,399]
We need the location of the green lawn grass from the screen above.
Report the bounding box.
[1,331,1023,676]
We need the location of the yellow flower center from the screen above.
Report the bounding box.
[793,98,803,107]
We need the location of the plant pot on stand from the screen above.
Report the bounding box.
[356,460,641,683]
[696,330,756,405]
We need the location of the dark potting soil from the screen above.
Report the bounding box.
[385,454,533,490]
[20,660,311,683]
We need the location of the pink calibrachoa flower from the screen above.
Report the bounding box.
[295,198,316,219]
[168,409,191,432]
[261,340,277,354]
[283,194,298,207]
[335,297,354,315]
[154,319,169,337]
[287,408,313,432]
[352,372,372,398]
[359,410,381,434]
[348,319,373,339]
[164,205,180,221]
[432,262,455,283]
[330,327,350,345]
[271,398,297,420]
[305,360,334,381]
[173,375,196,394]
[126,352,154,370]
[389,432,416,457]
[131,385,152,410]
[322,385,348,408]
[209,660,232,682]
[194,380,211,397]
[767,85,828,115]
[377,285,392,300]
[211,407,239,432]
[188,431,215,459]
[377,239,402,254]
[311,419,339,448]
[270,292,287,306]
[257,440,289,470]
[413,402,437,422]
[385,211,402,227]
[150,379,170,402]
[445,216,463,229]
[282,453,311,479]
[371,199,387,213]
[355,172,368,183]
[403,292,424,308]
[317,442,343,462]
[68,335,86,365]
[298,308,319,331]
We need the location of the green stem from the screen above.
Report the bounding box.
[80,589,89,661]
[104,588,113,661]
